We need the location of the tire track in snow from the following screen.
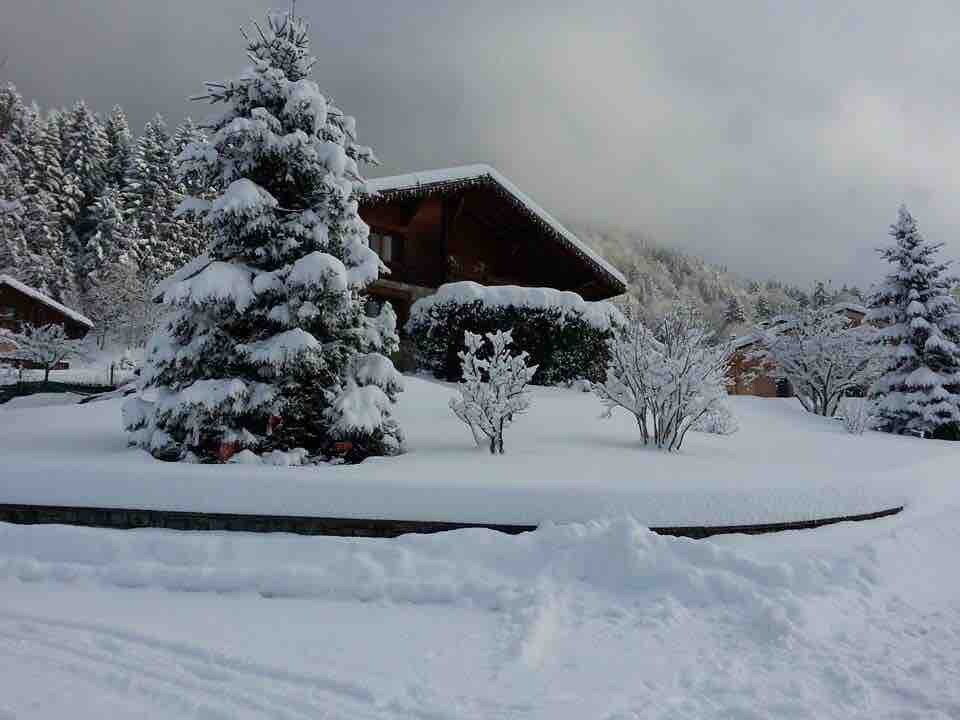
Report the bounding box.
[0,610,470,720]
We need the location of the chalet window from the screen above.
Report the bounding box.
[364,297,383,318]
[369,232,403,264]
[0,305,15,320]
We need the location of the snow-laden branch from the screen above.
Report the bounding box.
[593,306,732,451]
[450,330,538,454]
[749,306,879,417]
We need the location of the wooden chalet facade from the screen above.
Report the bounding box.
[0,275,93,361]
[727,302,868,397]
[359,165,626,325]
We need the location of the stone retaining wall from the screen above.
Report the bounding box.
[0,503,904,540]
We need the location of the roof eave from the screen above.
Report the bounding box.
[362,173,627,299]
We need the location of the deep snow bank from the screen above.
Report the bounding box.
[0,517,878,617]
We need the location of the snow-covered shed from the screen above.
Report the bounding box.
[360,165,626,324]
[0,275,94,353]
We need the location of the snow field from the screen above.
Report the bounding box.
[0,376,934,525]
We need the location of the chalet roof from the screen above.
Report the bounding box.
[364,164,628,296]
[0,275,94,328]
[833,301,868,316]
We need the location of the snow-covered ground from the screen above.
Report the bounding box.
[2,377,960,717]
[1,491,959,719]
[0,376,940,525]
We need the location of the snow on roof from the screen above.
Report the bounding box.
[729,332,761,351]
[728,302,870,351]
[364,164,628,295]
[0,275,94,328]
[831,301,868,316]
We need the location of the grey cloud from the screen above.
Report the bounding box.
[4,0,960,288]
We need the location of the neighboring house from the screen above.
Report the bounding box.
[0,275,94,362]
[726,302,867,397]
[360,165,627,325]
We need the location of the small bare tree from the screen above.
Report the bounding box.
[82,259,148,350]
[594,306,732,451]
[0,323,87,383]
[450,330,537,454]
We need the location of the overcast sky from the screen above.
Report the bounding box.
[4,1,960,288]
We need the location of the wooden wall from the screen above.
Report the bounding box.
[359,184,608,327]
[727,347,781,397]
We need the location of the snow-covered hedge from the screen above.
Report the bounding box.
[406,282,624,385]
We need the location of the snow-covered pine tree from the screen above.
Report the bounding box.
[171,117,211,260]
[0,84,25,138]
[124,10,403,463]
[172,118,203,173]
[868,206,960,438]
[0,146,23,275]
[63,100,107,205]
[724,295,746,325]
[811,281,830,309]
[103,106,133,188]
[754,294,772,322]
[41,109,79,233]
[82,184,141,279]
[0,86,26,274]
[61,100,106,248]
[125,115,184,283]
[3,106,78,305]
[81,185,145,345]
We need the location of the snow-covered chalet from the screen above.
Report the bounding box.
[0,275,94,356]
[359,165,627,325]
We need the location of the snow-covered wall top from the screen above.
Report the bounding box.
[365,164,628,294]
[409,281,625,331]
[0,275,94,328]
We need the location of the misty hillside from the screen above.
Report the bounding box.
[575,225,854,329]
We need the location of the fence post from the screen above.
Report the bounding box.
[109,362,115,387]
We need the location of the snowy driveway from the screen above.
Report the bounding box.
[1,494,959,719]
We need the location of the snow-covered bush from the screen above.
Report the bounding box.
[0,323,87,382]
[594,306,731,451]
[122,11,402,463]
[749,305,878,417]
[691,402,739,435]
[839,396,874,435]
[407,282,622,386]
[868,206,960,439]
[565,378,593,393]
[449,330,538,454]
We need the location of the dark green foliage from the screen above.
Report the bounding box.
[406,300,617,386]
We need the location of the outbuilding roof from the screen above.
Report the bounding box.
[364,164,627,296]
[0,275,94,328]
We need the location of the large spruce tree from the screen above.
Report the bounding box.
[123,10,403,463]
[103,106,133,188]
[125,115,180,282]
[868,206,960,438]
